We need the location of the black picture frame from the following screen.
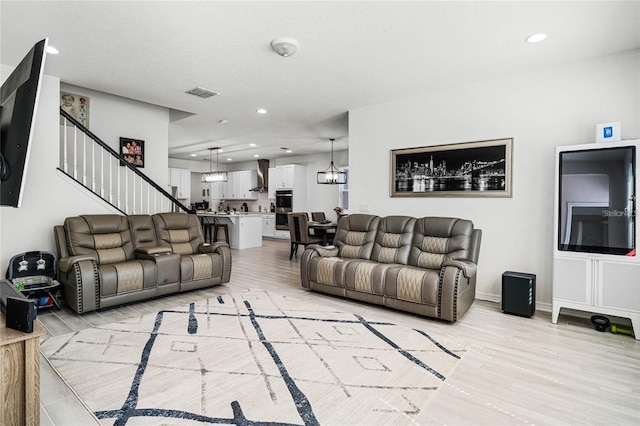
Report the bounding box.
[120,137,145,168]
[391,138,513,197]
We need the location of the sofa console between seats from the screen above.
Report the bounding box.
[54,212,232,314]
[300,214,481,322]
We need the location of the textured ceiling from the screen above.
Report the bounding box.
[2,1,639,163]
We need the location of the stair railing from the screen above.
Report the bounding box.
[58,108,192,215]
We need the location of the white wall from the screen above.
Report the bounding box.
[348,50,640,309]
[61,83,170,186]
[0,71,171,270]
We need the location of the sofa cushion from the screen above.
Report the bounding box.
[128,214,159,248]
[180,253,222,281]
[371,216,416,264]
[384,265,440,305]
[153,212,204,254]
[409,217,474,269]
[333,214,380,259]
[65,215,134,264]
[98,259,157,297]
[344,260,397,295]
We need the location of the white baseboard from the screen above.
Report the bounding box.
[475,291,551,313]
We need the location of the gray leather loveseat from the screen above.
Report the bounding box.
[300,214,481,321]
[54,212,231,313]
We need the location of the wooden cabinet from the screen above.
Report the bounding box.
[168,167,191,201]
[1,313,45,426]
[275,165,306,190]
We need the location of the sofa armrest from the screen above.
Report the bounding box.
[308,245,339,257]
[135,246,172,256]
[198,242,229,253]
[58,255,97,273]
[57,256,99,314]
[442,259,477,279]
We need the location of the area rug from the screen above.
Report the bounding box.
[41,289,466,425]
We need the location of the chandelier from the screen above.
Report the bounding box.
[317,139,347,184]
[201,147,228,183]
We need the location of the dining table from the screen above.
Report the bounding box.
[308,221,338,246]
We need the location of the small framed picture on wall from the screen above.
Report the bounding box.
[120,137,145,168]
[60,91,90,128]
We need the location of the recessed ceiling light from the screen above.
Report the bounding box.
[253,154,259,158]
[190,153,197,157]
[219,119,228,125]
[250,143,257,147]
[46,46,60,55]
[286,149,292,153]
[525,33,547,43]
[256,108,267,114]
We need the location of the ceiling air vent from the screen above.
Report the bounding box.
[186,87,219,99]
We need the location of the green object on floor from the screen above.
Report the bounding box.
[611,323,635,337]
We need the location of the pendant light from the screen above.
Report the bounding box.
[201,147,228,183]
[317,139,347,185]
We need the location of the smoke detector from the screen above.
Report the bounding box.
[271,37,299,57]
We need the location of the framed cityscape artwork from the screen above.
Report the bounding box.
[390,138,512,197]
[120,137,145,168]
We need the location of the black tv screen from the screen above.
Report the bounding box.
[1,38,48,207]
[558,145,636,256]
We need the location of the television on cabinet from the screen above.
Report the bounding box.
[557,145,636,256]
[0,38,48,207]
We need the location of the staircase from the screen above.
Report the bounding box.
[58,108,191,215]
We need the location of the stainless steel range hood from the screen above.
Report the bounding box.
[250,159,269,192]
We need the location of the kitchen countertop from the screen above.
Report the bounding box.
[196,211,266,217]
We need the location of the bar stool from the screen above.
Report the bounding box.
[202,222,216,244]
[213,223,230,245]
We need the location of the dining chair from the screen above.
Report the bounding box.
[288,212,323,260]
[311,212,326,222]
[309,211,328,239]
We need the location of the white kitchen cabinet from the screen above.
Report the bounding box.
[168,167,191,202]
[209,214,262,249]
[218,170,257,200]
[262,214,275,237]
[268,167,276,199]
[232,170,258,200]
[275,165,306,190]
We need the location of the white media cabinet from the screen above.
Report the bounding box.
[552,139,640,340]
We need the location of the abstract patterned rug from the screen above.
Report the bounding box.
[41,289,466,425]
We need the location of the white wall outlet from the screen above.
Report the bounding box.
[359,204,370,212]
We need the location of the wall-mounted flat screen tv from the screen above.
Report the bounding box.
[558,145,636,256]
[1,38,48,207]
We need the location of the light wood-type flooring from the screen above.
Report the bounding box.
[37,239,640,425]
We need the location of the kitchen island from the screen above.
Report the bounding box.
[198,212,263,249]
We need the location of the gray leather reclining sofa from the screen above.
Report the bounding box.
[300,214,481,321]
[54,212,231,314]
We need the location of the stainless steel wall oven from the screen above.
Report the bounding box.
[275,190,293,230]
